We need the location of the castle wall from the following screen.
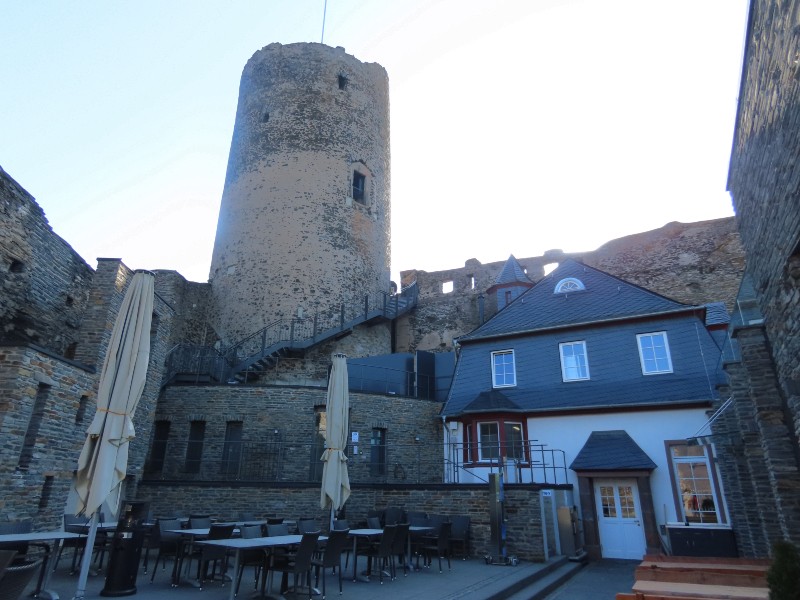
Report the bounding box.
[209,43,391,352]
[723,0,800,552]
[0,346,95,527]
[147,385,443,484]
[0,166,94,357]
[398,217,744,353]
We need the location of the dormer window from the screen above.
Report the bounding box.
[555,278,585,293]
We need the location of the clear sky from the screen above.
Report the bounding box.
[0,1,749,285]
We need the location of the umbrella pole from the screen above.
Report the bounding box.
[73,513,98,600]
[329,506,335,532]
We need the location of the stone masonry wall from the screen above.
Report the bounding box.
[398,218,744,353]
[209,43,391,348]
[148,386,443,484]
[0,166,94,356]
[0,345,96,529]
[725,0,800,551]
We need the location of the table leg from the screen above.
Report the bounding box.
[352,537,360,582]
[32,541,59,600]
[226,549,239,600]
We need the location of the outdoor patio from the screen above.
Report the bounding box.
[28,552,580,600]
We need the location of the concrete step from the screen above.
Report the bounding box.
[444,556,584,600]
[504,560,586,600]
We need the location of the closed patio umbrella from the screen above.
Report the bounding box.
[320,353,351,527]
[73,270,155,600]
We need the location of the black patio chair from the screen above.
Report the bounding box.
[311,528,350,599]
[0,550,16,581]
[450,515,471,559]
[418,521,452,573]
[389,522,410,579]
[363,524,397,585]
[383,506,404,526]
[53,514,88,573]
[234,524,267,596]
[149,518,182,583]
[0,521,31,558]
[0,557,42,600]
[196,523,235,590]
[269,532,320,600]
[297,518,319,534]
[188,516,212,529]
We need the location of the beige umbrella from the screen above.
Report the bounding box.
[320,353,351,524]
[73,270,155,599]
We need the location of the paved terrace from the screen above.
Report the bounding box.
[25,553,599,600]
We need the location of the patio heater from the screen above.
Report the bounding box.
[485,471,518,566]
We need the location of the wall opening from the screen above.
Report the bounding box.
[468,275,475,290]
[9,259,24,273]
[442,281,454,294]
[338,74,348,90]
[221,421,243,475]
[543,262,559,276]
[38,475,54,510]
[185,420,206,474]
[19,383,50,469]
[352,171,366,204]
[147,420,171,473]
[75,394,89,424]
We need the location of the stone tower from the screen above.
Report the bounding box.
[209,43,391,346]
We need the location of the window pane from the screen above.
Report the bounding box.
[479,423,499,460]
[600,486,617,518]
[492,351,516,387]
[619,486,637,518]
[673,444,719,524]
[638,333,672,373]
[561,342,589,380]
[504,422,524,460]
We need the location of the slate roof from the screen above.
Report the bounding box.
[462,390,521,413]
[569,430,657,471]
[460,259,700,342]
[492,255,532,286]
[442,259,726,417]
[704,302,731,326]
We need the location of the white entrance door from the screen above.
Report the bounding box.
[594,479,646,559]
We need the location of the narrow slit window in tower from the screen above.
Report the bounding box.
[352,171,366,204]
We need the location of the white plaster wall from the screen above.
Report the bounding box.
[451,407,729,534]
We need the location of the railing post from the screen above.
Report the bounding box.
[290,319,295,345]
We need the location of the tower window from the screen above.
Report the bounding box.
[352,171,366,204]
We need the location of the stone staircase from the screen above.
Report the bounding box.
[163,282,418,385]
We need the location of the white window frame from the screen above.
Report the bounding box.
[668,443,723,524]
[491,350,516,388]
[636,331,673,374]
[555,277,585,293]
[559,341,590,381]
[503,421,526,462]
[477,422,500,462]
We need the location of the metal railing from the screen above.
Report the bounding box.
[444,441,569,485]
[162,282,419,385]
[142,437,568,486]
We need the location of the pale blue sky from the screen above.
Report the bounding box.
[0,1,749,284]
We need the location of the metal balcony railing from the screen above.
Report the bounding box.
[142,438,568,486]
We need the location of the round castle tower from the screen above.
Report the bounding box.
[210,43,391,348]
